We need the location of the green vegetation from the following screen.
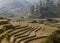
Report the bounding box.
[30,0,60,18]
[43,30,60,43]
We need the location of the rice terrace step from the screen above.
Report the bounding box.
[0,17,59,43]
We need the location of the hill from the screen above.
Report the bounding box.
[0,17,60,43]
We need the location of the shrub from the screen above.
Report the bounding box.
[47,18,59,23]
[0,21,9,25]
[41,30,60,43]
[29,20,37,23]
[52,30,60,43]
[0,29,4,34]
[0,17,4,19]
[45,30,60,43]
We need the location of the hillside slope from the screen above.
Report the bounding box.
[0,17,59,43]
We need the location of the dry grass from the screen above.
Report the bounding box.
[0,25,4,29]
[1,38,9,43]
[0,18,59,43]
[0,19,8,22]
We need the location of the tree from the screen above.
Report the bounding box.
[30,0,59,18]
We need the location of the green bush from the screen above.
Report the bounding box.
[52,30,60,43]
[0,21,9,25]
[47,18,59,23]
[29,20,38,23]
[45,30,60,43]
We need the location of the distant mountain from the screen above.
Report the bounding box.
[0,0,39,17]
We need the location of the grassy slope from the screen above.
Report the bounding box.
[0,18,59,43]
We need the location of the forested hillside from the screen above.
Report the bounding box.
[30,0,60,18]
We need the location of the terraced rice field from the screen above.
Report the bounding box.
[0,19,58,43]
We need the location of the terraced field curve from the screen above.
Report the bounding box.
[0,18,58,43]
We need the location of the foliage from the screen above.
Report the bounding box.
[30,0,60,18]
[44,30,60,43]
[29,20,38,23]
[47,18,59,23]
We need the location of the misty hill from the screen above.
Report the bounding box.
[0,0,60,19]
[0,0,39,17]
